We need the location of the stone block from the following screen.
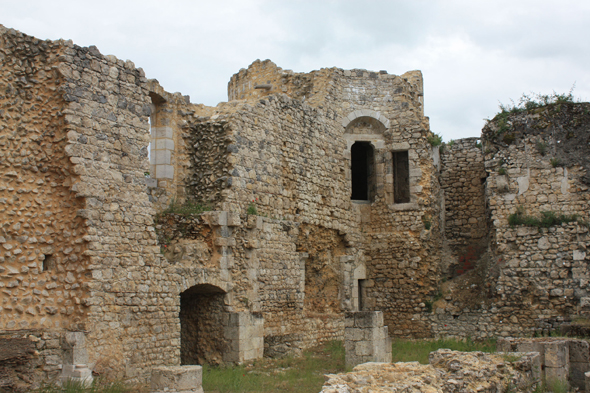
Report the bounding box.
[144,178,158,188]
[585,371,590,393]
[571,362,590,389]
[151,366,203,393]
[516,341,544,364]
[354,311,383,328]
[496,338,513,352]
[545,367,569,389]
[154,126,173,139]
[570,340,590,363]
[62,332,88,365]
[355,341,371,356]
[60,364,93,387]
[545,341,569,368]
[224,312,264,363]
[226,212,241,227]
[155,138,174,150]
[155,164,174,179]
[202,211,227,226]
[153,150,171,165]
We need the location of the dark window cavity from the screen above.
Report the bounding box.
[351,142,375,201]
[393,151,410,203]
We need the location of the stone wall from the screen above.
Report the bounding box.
[0,330,62,392]
[0,25,187,384]
[432,103,590,338]
[223,61,442,340]
[0,25,88,333]
[155,58,443,348]
[440,137,488,276]
[11,23,590,390]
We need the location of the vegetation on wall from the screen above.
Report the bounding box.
[483,89,590,184]
[508,206,586,228]
[495,88,577,120]
[427,132,443,147]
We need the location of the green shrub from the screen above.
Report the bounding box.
[247,202,258,215]
[498,168,507,175]
[550,158,561,167]
[427,133,443,147]
[495,87,577,120]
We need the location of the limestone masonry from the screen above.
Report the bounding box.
[1,24,590,391]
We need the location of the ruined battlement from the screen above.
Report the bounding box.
[227,59,425,118]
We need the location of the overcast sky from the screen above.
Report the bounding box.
[3,0,589,140]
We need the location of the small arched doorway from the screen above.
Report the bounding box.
[351,141,375,201]
[180,284,227,365]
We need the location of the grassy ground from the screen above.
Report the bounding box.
[33,378,147,393]
[203,340,346,393]
[31,338,496,393]
[391,337,497,364]
[203,338,496,393]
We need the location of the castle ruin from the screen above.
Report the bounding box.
[1,25,589,390]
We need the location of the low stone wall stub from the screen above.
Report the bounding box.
[322,349,541,393]
[223,312,264,363]
[344,311,392,367]
[498,337,590,389]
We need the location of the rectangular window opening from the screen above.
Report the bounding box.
[393,151,410,203]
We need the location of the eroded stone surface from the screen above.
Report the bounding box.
[322,350,540,393]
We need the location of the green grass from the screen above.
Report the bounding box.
[391,338,496,364]
[203,340,346,393]
[34,378,145,393]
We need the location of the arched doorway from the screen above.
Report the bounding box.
[180,284,227,365]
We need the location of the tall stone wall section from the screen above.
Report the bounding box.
[159,60,443,347]
[440,137,487,276]
[0,26,207,386]
[334,66,441,338]
[440,138,487,248]
[54,40,185,379]
[432,103,590,338]
[0,25,89,333]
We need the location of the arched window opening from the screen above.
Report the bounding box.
[180,284,227,365]
[351,142,375,201]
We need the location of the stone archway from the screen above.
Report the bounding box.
[179,284,227,365]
